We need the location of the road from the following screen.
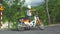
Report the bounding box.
[0,25,60,34]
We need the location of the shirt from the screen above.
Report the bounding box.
[27,10,32,16]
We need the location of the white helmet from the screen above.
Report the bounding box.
[27,5,31,9]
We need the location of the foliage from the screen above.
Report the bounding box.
[2,0,60,27]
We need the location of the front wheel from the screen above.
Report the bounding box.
[38,24,45,30]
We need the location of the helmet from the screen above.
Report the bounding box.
[27,5,31,9]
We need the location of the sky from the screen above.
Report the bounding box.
[3,0,44,6]
[24,0,44,6]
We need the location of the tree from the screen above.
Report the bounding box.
[45,0,51,24]
[2,0,25,29]
[48,0,60,23]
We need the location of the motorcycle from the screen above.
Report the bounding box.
[17,16,44,31]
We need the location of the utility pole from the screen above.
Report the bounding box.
[45,0,51,24]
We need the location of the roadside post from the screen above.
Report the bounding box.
[0,4,3,29]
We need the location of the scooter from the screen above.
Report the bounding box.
[17,16,44,31]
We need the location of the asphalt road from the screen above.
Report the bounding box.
[0,25,60,34]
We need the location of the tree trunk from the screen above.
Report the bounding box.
[53,17,56,24]
[8,20,10,29]
[45,0,51,24]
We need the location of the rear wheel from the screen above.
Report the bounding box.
[16,21,25,31]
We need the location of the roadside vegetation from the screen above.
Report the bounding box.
[0,0,60,29]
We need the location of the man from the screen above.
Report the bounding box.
[26,5,32,19]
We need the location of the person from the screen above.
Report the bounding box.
[26,5,32,19]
